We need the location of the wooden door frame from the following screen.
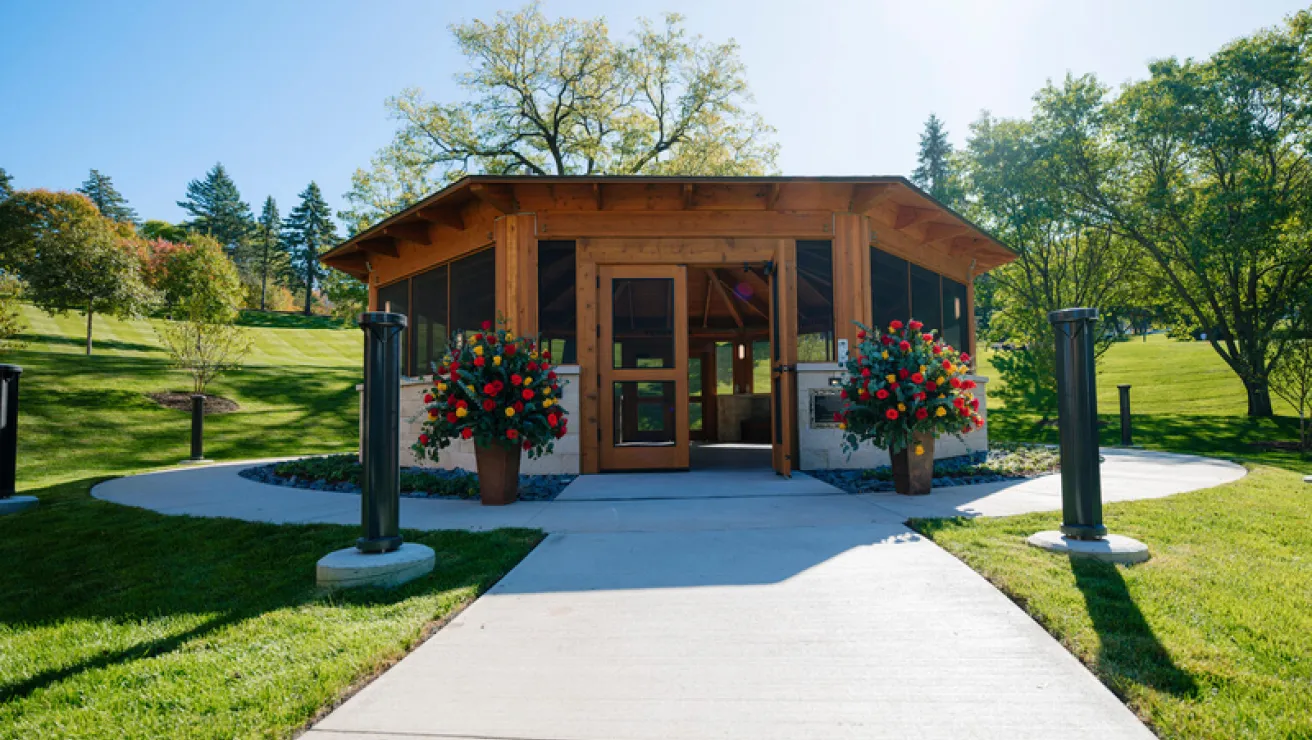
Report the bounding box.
[598,264,690,471]
[769,240,799,477]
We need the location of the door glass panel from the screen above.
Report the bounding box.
[612,381,676,446]
[689,402,704,431]
[611,278,675,369]
[751,341,771,393]
[688,356,702,395]
[715,342,733,394]
[911,264,942,337]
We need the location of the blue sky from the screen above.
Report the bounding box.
[0,0,1304,226]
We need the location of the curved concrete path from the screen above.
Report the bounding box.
[93,450,1244,739]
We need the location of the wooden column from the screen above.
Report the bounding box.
[494,213,538,335]
[576,244,600,473]
[832,212,872,348]
[966,265,978,365]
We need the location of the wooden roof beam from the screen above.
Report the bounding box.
[592,183,604,211]
[705,268,744,329]
[848,183,894,214]
[358,235,398,258]
[415,205,465,231]
[764,182,783,210]
[921,221,971,247]
[470,183,517,213]
[382,222,431,245]
[682,183,695,210]
[723,268,770,320]
[894,205,938,230]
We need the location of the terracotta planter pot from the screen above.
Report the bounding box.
[890,432,935,496]
[474,443,522,506]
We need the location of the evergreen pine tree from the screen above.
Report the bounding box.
[283,182,338,315]
[911,114,960,205]
[0,167,12,201]
[77,169,140,225]
[177,163,255,256]
[253,196,288,311]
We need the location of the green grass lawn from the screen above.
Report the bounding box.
[1,305,543,739]
[979,333,1309,470]
[910,466,1312,740]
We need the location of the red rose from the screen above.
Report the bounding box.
[964,379,976,389]
[511,374,523,385]
[504,343,517,355]
[861,367,871,378]
[911,372,923,383]
[449,367,459,379]
[456,399,467,409]
[493,381,504,392]
[881,335,893,346]
[460,427,473,439]
[486,334,497,344]
[857,330,867,339]
[898,368,909,380]
[926,381,937,391]
[898,340,911,351]
[932,346,942,355]
[547,414,558,427]
[922,333,933,342]
[832,411,842,422]
[472,333,483,342]
[971,398,980,409]
[522,440,532,450]
[418,433,429,445]
[950,377,962,389]
[942,359,952,370]
[547,370,557,380]
[908,320,922,331]
[915,408,928,420]
[858,388,870,399]
[423,393,434,403]
[482,399,496,411]
[542,349,551,359]
[445,412,458,424]
[962,426,972,434]
[528,361,538,371]
[522,388,535,400]
[915,392,926,401]
[506,428,518,440]
[890,320,904,330]
[436,365,447,375]
[481,320,493,330]
[514,401,524,412]
[961,353,971,363]
[474,356,485,367]
[885,408,899,420]
[483,383,496,395]
[875,389,889,400]
[840,389,848,400]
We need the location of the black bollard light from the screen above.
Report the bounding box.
[1117,384,1133,447]
[190,394,206,461]
[1049,308,1107,541]
[0,364,21,499]
[357,311,406,554]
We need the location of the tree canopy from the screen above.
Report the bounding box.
[177,163,254,254]
[0,167,12,201]
[77,169,139,225]
[252,196,289,311]
[340,2,777,232]
[911,114,960,205]
[283,182,337,315]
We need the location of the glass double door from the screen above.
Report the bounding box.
[599,265,690,470]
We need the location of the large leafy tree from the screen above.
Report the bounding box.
[0,167,12,201]
[139,219,190,243]
[177,163,255,257]
[252,196,289,311]
[911,113,961,205]
[0,190,153,354]
[283,182,337,315]
[153,234,244,322]
[340,2,778,232]
[77,169,139,225]
[1035,10,1312,417]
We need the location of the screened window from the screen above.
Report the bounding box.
[449,248,496,339]
[377,280,409,370]
[910,264,942,337]
[796,240,834,362]
[751,340,771,393]
[537,240,577,363]
[410,265,448,376]
[871,248,910,331]
[941,277,967,351]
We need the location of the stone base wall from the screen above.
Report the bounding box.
[794,363,989,470]
[360,365,582,475]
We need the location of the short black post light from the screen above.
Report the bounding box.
[316,311,435,588]
[357,311,405,554]
[0,364,37,515]
[1027,308,1148,563]
[1117,384,1134,448]
[190,394,206,462]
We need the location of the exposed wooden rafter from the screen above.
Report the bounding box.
[705,268,744,329]
[358,235,398,258]
[470,183,517,213]
[764,182,783,210]
[894,205,938,230]
[682,183,695,210]
[920,221,970,247]
[848,183,894,214]
[592,183,604,211]
[382,222,431,245]
[415,205,465,230]
[722,269,770,320]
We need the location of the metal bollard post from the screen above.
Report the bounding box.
[190,394,205,461]
[1117,384,1133,447]
[1049,308,1107,541]
[357,311,406,554]
[0,365,21,499]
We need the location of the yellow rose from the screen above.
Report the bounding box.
[839,422,847,430]
[529,351,539,360]
[466,385,475,395]
[897,403,906,412]
[937,393,946,399]
[437,382,447,392]
[542,398,553,407]
[505,333,515,341]
[456,407,467,418]
[935,406,947,417]
[523,377,533,386]
[914,445,924,456]
[886,374,896,384]
[427,410,438,420]
[543,387,552,396]
[505,407,516,417]
[493,355,502,366]
[920,365,927,373]
[882,351,889,359]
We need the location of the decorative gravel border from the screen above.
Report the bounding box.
[806,448,1060,494]
[238,462,575,502]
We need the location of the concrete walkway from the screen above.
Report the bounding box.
[91,450,1245,739]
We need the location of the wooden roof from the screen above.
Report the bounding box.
[322,175,1015,279]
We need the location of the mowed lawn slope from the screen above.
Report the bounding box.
[1,305,543,739]
[9,304,363,488]
[979,334,1307,469]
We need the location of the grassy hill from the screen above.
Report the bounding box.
[978,333,1307,468]
[6,304,363,489]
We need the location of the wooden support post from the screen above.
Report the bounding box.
[832,212,872,349]
[493,213,537,335]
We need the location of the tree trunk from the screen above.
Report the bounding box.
[303,278,313,316]
[85,305,94,356]
[260,244,268,312]
[1245,379,1274,417]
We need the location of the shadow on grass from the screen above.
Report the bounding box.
[237,310,351,330]
[18,332,161,354]
[0,477,542,705]
[1070,558,1198,699]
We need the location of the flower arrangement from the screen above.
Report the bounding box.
[412,320,568,461]
[837,319,983,457]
